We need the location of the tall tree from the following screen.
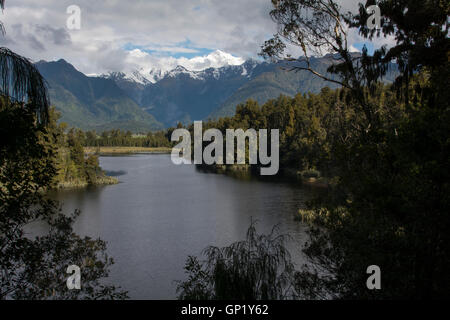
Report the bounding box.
[261,0,449,299]
[0,1,127,299]
[261,0,449,124]
[0,0,49,124]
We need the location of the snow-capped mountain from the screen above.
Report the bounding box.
[147,68,166,83]
[163,60,261,81]
[34,59,163,132]
[165,65,205,80]
[101,70,151,85]
[96,59,269,126]
[39,54,398,130]
[105,57,261,86]
[104,50,249,84]
[129,59,275,126]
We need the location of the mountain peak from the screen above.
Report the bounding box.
[166,65,203,80]
[173,65,188,72]
[101,70,150,85]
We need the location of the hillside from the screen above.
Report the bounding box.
[37,56,397,130]
[36,60,164,132]
[210,55,398,119]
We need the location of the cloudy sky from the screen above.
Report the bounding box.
[0,0,390,75]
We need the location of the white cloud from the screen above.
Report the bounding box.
[143,46,200,54]
[0,0,273,75]
[349,44,360,53]
[0,0,398,75]
[176,50,245,71]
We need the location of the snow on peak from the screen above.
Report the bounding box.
[129,70,151,85]
[119,49,246,82]
[103,50,257,84]
[102,69,151,85]
[166,65,204,80]
[147,68,166,83]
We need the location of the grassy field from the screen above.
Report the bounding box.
[84,146,173,155]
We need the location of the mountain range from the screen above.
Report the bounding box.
[36,53,398,132]
[36,59,164,132]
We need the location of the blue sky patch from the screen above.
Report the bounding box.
[352,42,375,55]
[123,40,214,59]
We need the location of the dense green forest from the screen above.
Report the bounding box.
[178,70,449,299]
[78,74,437,188]
[1,95,126,298]
[80,128,172,148]
[185,83,404,182]
[176,0,450,300]
[42,109,118,188]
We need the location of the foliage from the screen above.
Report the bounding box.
[196,83,402,177]
[41,108,116,188]
[0,100,127,299]
[177,221,299,300]
[179,0,449,300]
[1,1,126,299]
[0,48,50,124]
[0,0,49,124]
[260,0,450,299]
[82,128,172,148]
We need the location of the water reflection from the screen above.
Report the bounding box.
[51,154,320,299]
[104,170,127,177]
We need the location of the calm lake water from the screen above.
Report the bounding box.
[51,154,319,299]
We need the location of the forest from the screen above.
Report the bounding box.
[39,108,118,189]
[175,0,450,300]
[81,81,410,185]
[81,128,172,148]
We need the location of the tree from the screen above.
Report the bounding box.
[261,0,449,125]
[177,221,300,300]
[0,0,49,124]
[261,0,449,299]
[0,1,127,299]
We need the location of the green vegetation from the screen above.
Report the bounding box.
[0,99,127,299]
[178,0,450,300]
[41,115,174,188]
[177,221,299,300]
[209,56,397,119]
[1,0,126,299]
[84,146,172,155]
[195,85,387,184]
[44,109,118,189]
[82,128,172,148]
[35,59,164,132]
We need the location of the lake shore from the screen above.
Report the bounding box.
[52,153,314,298]
[55,175,119,190]
[84,146,173,155]
[199,163,330,188]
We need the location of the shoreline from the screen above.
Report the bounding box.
[84,146,172,155]
[55,175,119,190]
[198,164,330,188]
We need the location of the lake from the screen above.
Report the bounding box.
[51,154,319,299]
